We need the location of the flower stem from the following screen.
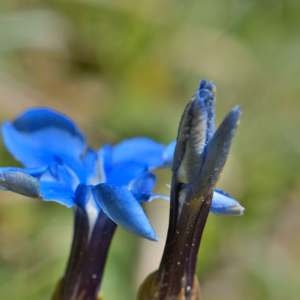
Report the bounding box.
[52,209,116,300]
[155,185,212,300]
[62,206,90,299]
[76,211,116,300]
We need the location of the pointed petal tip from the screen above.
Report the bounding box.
[232,105,241,113]
[230,106,242,123]
[146,229,158,241]
[218,105,241,136]
[211,190,245,216]
[132,217,158,241]
[199,79,216,93]
[230,203,245,216]
[131,220,157,241]
[238,202,245,213]
[196,88,214,105]
[211,202,245,216]
[93,184,157,240]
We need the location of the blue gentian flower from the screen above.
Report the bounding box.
[0,108,174,241]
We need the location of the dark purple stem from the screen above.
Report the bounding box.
[61,206,89,299]
[185,192,211,294]
[156,184,212,300]
[53,209,116,300]
[75,212,116,300]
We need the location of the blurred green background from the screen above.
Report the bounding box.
[0,1,300,299]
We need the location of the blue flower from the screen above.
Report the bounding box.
[0,108,174,240]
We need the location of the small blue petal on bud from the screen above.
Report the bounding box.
[199,79,215,92]
[211,189,245,216]
[194,106,241,194]
[175,95,208,183]
[198,80,216,141]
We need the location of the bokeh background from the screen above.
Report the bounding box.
[0,1,300,299]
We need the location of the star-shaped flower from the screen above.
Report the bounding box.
[0,108,174,240]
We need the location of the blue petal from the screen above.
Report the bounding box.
[1,108,87,170]
[0,166,75,207]
[93,183,157,240]
[39,181,74,207]
[106,161,147,186]
[96,145,113,182]
[194,106,241,192]
[82,148,98,184]
[211,189,245,216]
[129,172,156,202]
[68,149,98,184]
[39,163,77,207]
[162,141,176,166]
[174,96,208,183]
[0,167,40,197]
[46,163,79,190]
[198,79,216,141]
[73,184,91,208]
[112,137,165,169]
